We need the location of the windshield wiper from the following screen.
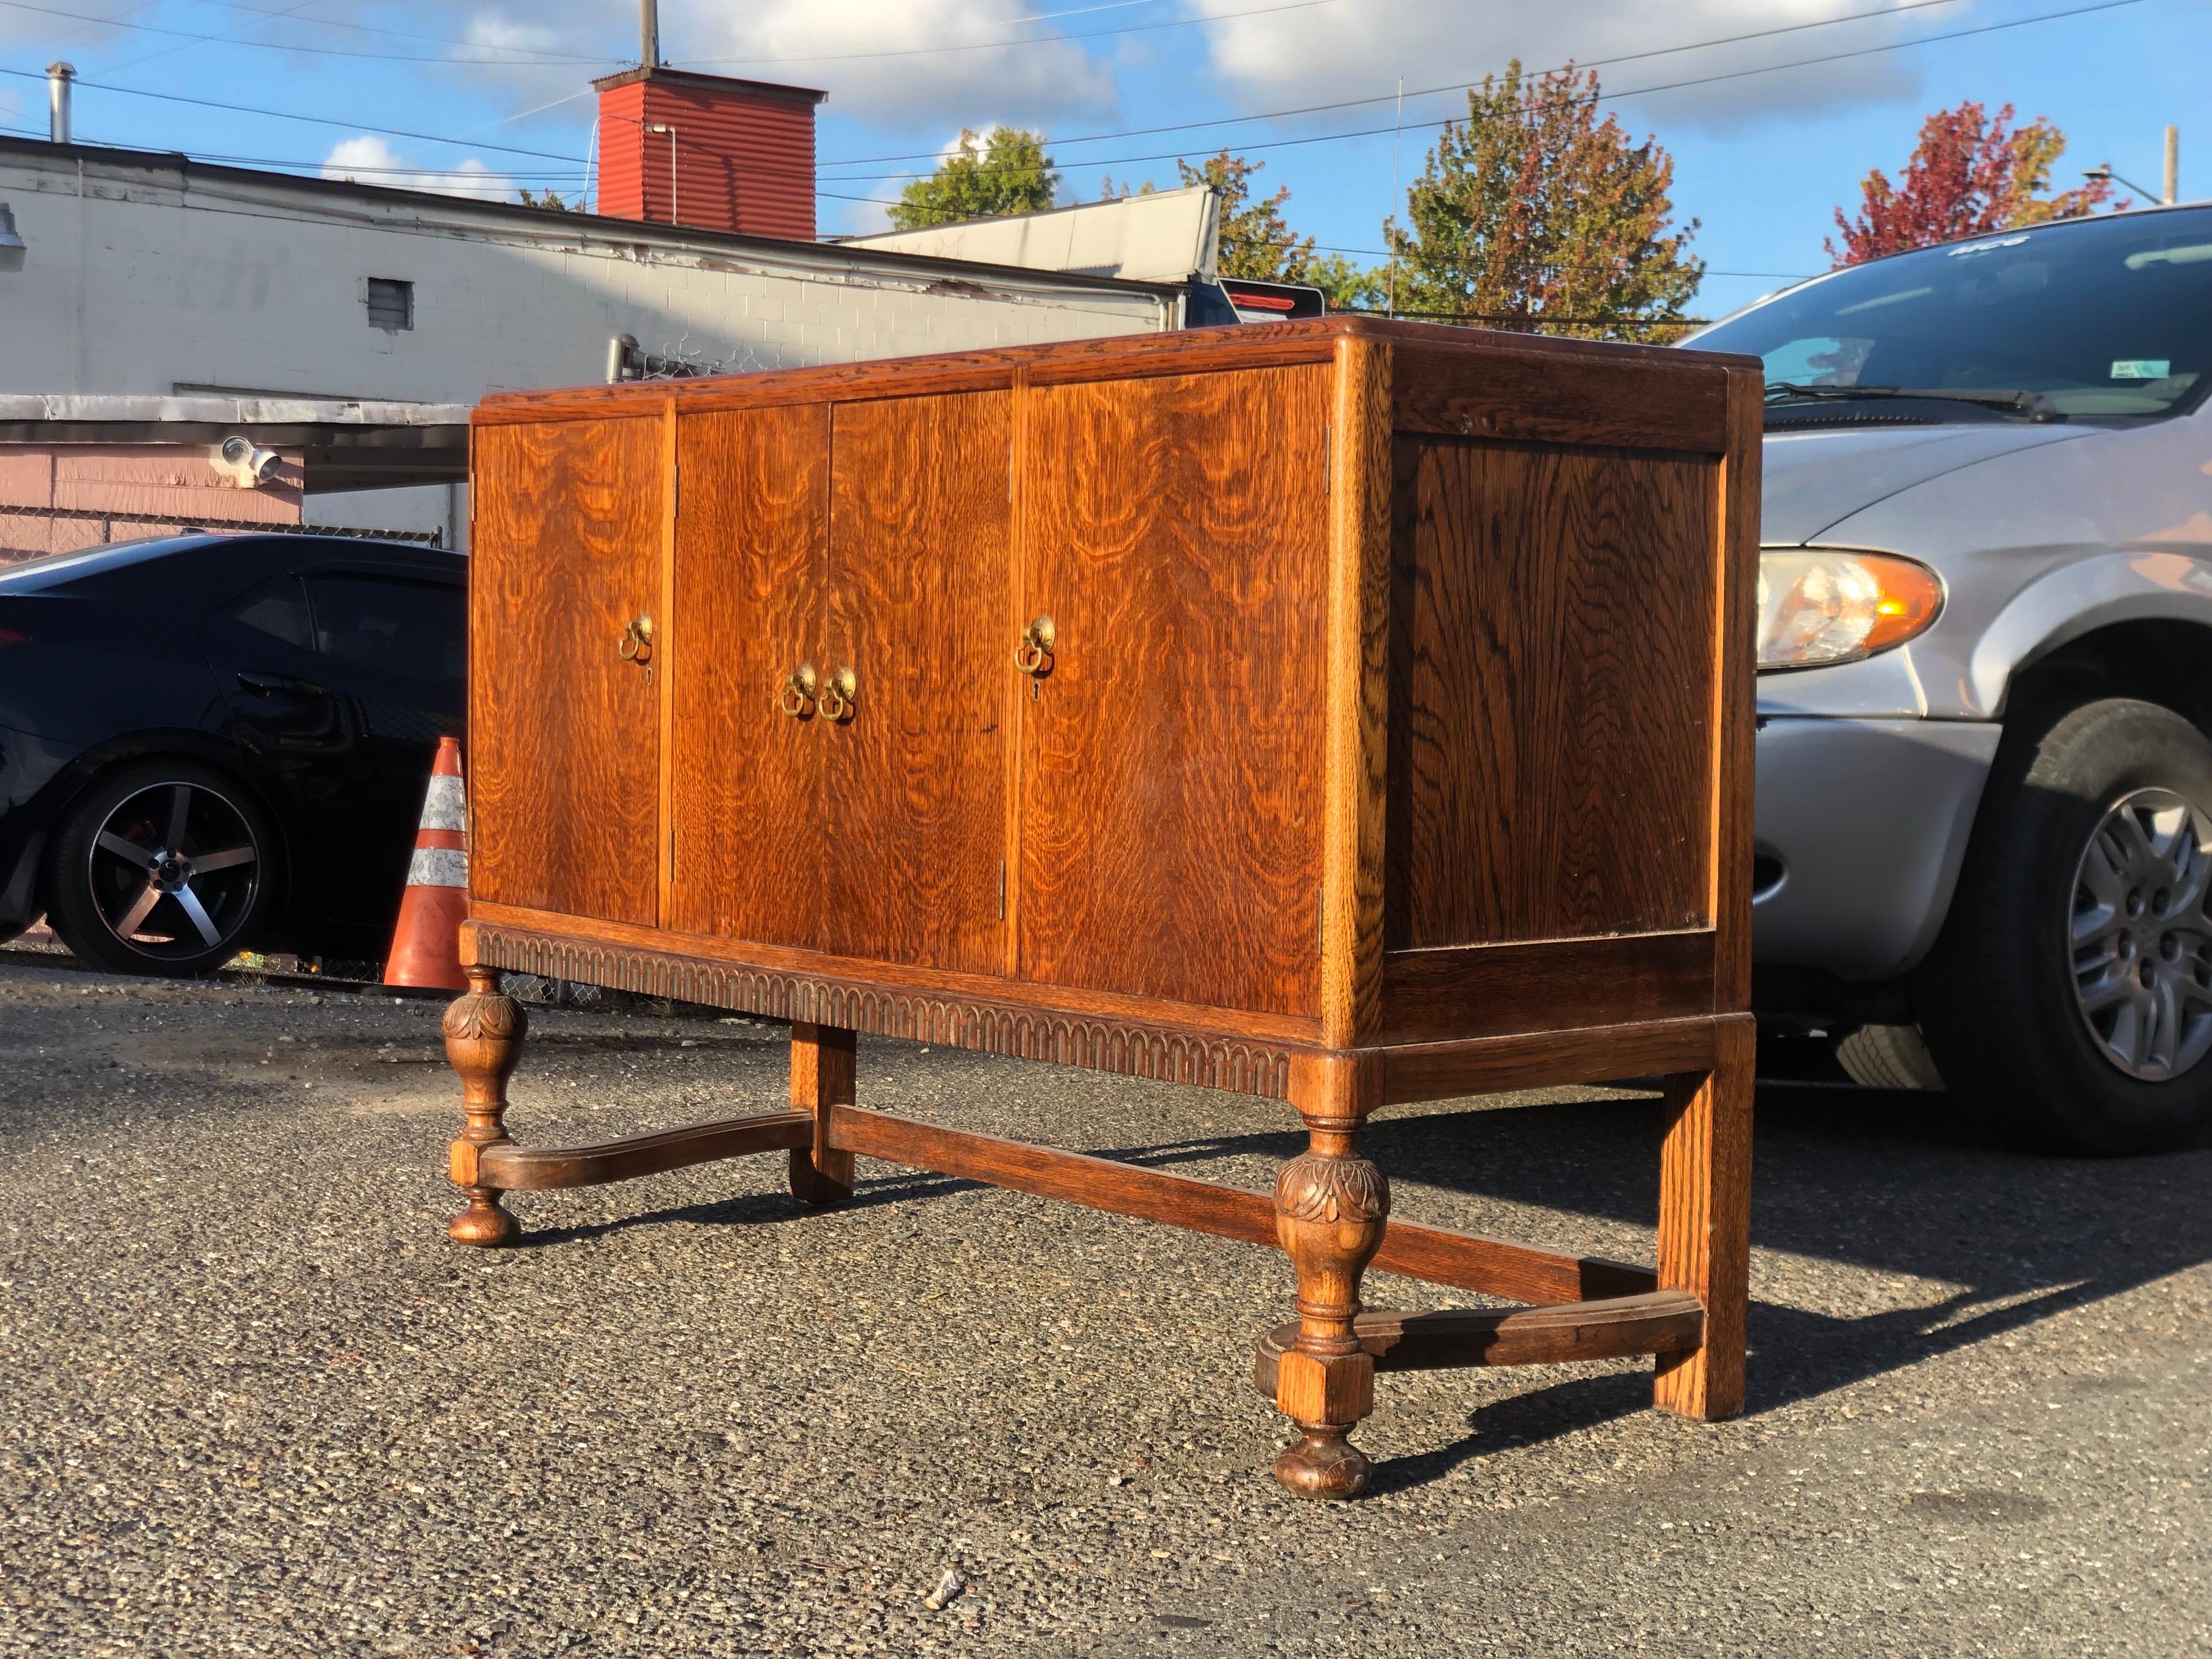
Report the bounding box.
[1765,382,2062,422]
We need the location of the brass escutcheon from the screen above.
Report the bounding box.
[1014,614,1056,676]
[778,662,818,718]
[820,665,858,723]
[617,614,654,662]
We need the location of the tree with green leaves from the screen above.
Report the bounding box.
[888,127,1060,229]
[1175,150,1383,311]
[517,187,585,213]
[1383,62,1703,341]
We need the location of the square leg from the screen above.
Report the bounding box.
[1654,1017,1754,1418]
[787,1021,856,1206]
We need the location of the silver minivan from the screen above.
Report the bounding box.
[1685,204,2212,1154]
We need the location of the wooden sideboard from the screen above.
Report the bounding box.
[444,316,1762,1498]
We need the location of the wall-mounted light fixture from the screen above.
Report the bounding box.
[212,436,283,486]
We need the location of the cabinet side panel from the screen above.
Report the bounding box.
[668,404,829,945]
[1018,363,1330,1018]
[1386,437,1717,948]
[820,389,1012,974]
[469,417,662,927]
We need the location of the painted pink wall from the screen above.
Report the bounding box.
[0,444,304,562]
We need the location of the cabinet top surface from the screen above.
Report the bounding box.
[476,315,1761,424]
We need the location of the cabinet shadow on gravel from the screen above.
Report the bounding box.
[522,1057,2212,1489]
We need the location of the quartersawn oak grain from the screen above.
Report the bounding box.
[821,390,1012,973]
[470,415,662,927]
[1018,363,1331,1018]
[668,404,830,945]
[1386,435,1717,952]
[453,319,1765,1492]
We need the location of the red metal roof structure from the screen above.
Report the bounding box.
[592,67,826,241]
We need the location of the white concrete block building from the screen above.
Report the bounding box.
[0,124,1181,556]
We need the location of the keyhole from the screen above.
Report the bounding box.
[1031,679,1040,701]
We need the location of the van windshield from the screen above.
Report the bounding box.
[1688,206,2212,419]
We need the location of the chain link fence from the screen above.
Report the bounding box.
[1,499,446,563]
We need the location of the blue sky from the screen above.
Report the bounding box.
[0,0,2204,321]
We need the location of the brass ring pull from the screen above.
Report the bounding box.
[618,615,654,662]
[778,662,818,719]
[1014,614,1056,676]
[820,666,858,724]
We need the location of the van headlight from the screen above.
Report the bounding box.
[1757,549,1943,670]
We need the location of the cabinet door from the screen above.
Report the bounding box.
[470,416,662,927]
[818,390,1012,973]
[1016,366,1331,1018]
[667,405,830,945]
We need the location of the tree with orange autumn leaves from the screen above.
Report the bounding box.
[1828,100,2116,265]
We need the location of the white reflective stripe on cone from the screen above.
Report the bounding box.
[406,847,468,888]
[419,774,465,832]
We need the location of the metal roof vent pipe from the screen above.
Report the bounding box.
[48,62,74,144]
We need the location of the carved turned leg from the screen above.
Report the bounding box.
[1654,1017,1755,1419]
[1271,1092,1390,1499]
[786,1022,856,1207]
[443,964,526,1247]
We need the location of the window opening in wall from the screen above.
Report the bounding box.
[366,278,414,332]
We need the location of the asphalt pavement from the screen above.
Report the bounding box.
[2,952,2206,1656]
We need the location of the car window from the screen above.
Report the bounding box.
[229,577,314,649]
[1688,206,2212,419]
[304,575,465,680]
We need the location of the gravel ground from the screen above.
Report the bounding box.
[2,952,2208,1657]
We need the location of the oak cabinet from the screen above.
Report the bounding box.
[450,320,1765,1489]
[465,319,1760,1084]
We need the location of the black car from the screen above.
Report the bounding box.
[0,533,465,974]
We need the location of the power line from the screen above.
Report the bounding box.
[0,0,608,65]
[820,0,2148,184]
[818,0,1969,169]
[0,65,587,163]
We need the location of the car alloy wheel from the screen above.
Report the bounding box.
[84,779,263,965]
[2068,785,2212,1082]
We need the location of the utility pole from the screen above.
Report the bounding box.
[640,0,660,70]
[2164,125,2179,205]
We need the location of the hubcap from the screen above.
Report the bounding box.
[87,781,260,962]
[2069,786,2212,1081]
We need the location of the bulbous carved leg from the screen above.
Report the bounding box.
[443,964,525,1247]
[1271,1110,1390,1499]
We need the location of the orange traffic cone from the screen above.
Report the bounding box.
[384,735,469,991]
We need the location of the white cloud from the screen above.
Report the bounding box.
[1185,0,1931,132]
[680,0,1116,128]
[321,135,512,201]
[419,0,1118,135]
